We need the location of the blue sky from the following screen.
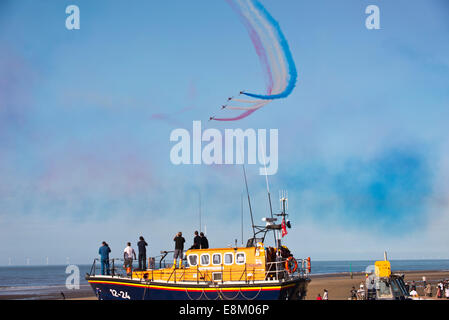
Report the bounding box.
[1,0,449,265]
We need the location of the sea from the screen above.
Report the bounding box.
[1,260,449,300]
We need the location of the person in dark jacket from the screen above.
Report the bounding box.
[137,236,148,270]
[190,231,201,250]
[350,286,357,300]
[200,232,209,249]
[98,241,111,275]
[173,232,185,269]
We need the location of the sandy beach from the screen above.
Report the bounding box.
[58,270,449,301]
[306,270,449,300]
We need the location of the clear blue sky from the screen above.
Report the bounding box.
[1,0,449,265]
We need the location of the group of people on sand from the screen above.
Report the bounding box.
[316,289,328,300]
[98,231,209,275]
[422,280,449,299]
[314,277,449,300]
[348,283,366,300]
[407,279,449,299]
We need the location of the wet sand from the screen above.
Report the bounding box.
[0,287,95,300]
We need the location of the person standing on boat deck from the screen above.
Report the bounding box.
[189,231,201,250]
[123,242,136,275]
[200,232,209,249]
[173,232,185,269]
[98,241,111,275]
[137,236,148,270]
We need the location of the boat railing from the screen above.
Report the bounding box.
[88,255,166,278]
[151,258,308,284]
[88,256,310,283]
[88,258,126,278]
[265,258,310,281]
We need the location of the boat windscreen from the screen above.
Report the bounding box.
[246,238,264,247]
[393,277,410,297]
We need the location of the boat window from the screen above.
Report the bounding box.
[212,272,222,282]
[224,252,233,265]
[236,252,246,264]
[200,254,210,266]
[212,253,222,265]
[188,254,198,267]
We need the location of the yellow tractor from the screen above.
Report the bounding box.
[363,260,411,300]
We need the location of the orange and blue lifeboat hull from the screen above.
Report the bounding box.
[87,276,310,300]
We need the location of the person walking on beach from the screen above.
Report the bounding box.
[123,242,136,275]
[173,232,185,269]
[437,282,444,298]
[98,241,111,275]
[424,283,432,297]
[200,232,209,249]
[137,236,148,271]
[189,231,201,250]
[350,286,357,300]
[322,289,328,300]
[445,284,449,299]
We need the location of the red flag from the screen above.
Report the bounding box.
[281,218,288,237]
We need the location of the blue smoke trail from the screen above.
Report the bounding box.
[242,0,297,100]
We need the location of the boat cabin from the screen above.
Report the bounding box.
[132,242,300,283]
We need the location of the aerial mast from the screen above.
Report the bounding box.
[241,193,244,246]
[272,190,290,248]
[260,139,277,247]
[198,191,202,233]
[242,164,256,241]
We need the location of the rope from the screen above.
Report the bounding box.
[218,288,240,300]
[142,280,151,300]
[200,287,217,300]
[239,287,263,300]
[185,286,220,301]
[185,287,204,300]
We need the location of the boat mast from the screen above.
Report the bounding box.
[278,191,288,247]
[260,140,277,247]
[241,193,244,246]
[242,164,256,241]
[198,191,202,233]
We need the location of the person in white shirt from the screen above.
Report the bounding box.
[123,242,136,275]
[409,289,419,298]
[323,289,328,300]
[357,284,365,300]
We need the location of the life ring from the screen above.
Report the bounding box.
[285,256,298,274]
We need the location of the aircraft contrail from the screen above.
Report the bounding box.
[212,0,297,121]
